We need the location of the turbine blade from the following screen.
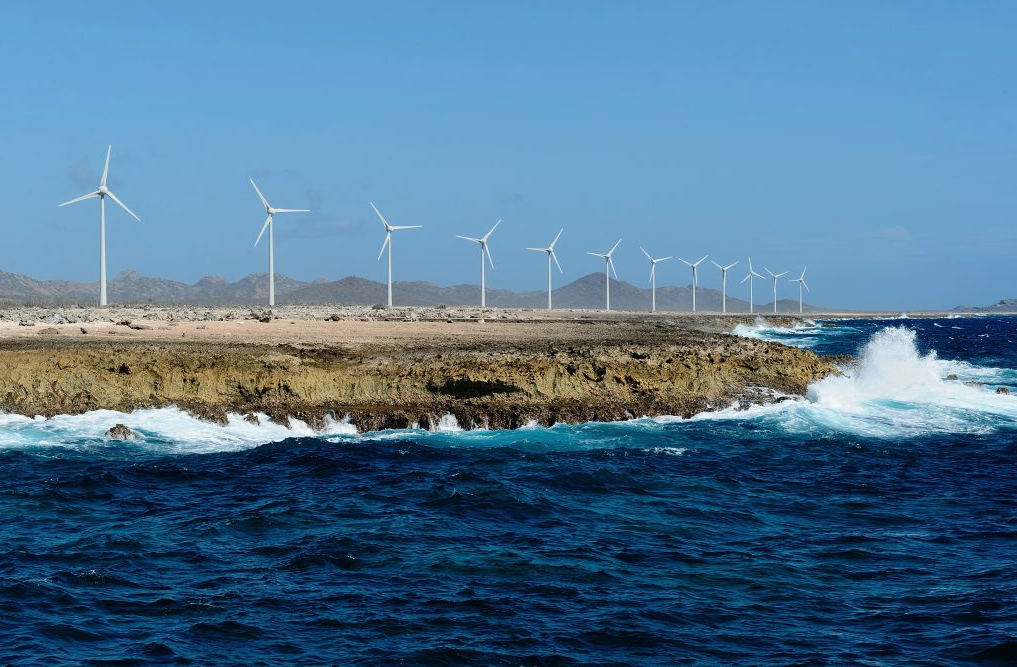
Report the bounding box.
[659,256,673,262]
[640,246,653,261]
[803,280,810,292]
[391,225,421,230]
[254,214,272,246]
[740,274,750,284]
[587,252,606,258]
[800,266,807,279]
[457,235,481,243]
[273,208,309,214]
[725,261,739,271]
[678,258,692,267]
[710,260,722,269]
[550,228,563,249]
[101,145,111,187]
[608,256,617,279]
[377,232,390,261]
[105,190,140,221]
[485,243,495,269]
[250,178,269,209]
[482,219,501,241]
[59,191,100,207]
[525,247,545,252]
[551,250,562,273]
[369,202,391,231]
[608,238,622,256]
[765,267,775,277]
[695,255,708,266]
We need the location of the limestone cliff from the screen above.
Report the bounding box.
[0,322,837,430]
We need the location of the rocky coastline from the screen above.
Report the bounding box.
[0,307,839,431]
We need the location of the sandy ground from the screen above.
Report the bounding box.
[0,304,975,348]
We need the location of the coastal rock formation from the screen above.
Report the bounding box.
[0,319,838,430]
[105,424,135,440]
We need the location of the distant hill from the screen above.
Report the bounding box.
[953,298,1017,313]
[0,268,823,312]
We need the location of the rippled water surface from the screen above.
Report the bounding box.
[2,316,1016,665]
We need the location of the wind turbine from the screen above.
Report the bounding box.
[765,267,788,314]
[456,220,500,308]
[526,229,563,310]
[586,240,621,311]
[740,257,764,314]
[640,247,672,313]
[789,267,810,314]
[371,202,422,308]
[58,145,140,307]
[710,260,739,314]
[250,178,309,307]
[678,255,708,312]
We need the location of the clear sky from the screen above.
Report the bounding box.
[1,1,1014,309]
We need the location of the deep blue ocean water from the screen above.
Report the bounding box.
[2,316,1016,665]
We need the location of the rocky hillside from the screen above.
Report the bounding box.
[0,268,822,312]
[953,298,1017,313]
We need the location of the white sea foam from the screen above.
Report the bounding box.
[731,319,829,348]
[783,327,1015,437]
[433,413,463,432]
[0,407,332,455]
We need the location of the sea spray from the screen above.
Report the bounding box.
[806,326,944,409]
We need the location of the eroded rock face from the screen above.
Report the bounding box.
[0,322,839,429]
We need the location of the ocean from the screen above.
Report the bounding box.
[2,316,1015,665]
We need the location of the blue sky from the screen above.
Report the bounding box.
[1,1,1014,309]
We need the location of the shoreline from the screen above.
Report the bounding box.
[0,308,840,430]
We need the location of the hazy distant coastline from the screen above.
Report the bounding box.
[0,268,822,312]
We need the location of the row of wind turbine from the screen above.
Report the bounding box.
[58,148,809,312]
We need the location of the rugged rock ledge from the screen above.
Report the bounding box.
[0,316,837,430]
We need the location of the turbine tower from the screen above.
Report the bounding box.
[58,145,140,307]
[678,255,708,312]
[586,239,621,311]
[371,202,422,308]
[640,247,672,313]
[710,260,739,314]
[765,267,788,314]
[740,257,764,314]
[250,178,309,307]
[456,220,500,308]
[526,229,564,310]
[789,267,810,314]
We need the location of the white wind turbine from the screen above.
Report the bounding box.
[678,255,708,312]
[740,257,764,314]
[526,229,564,310]
[765,266,788,314]
[371,202,422,308]
[586,239,621,311]
[710,259,739,314]
[250,178,309,307]
[58,145,140,307]
[789,267,810,314]
[640,247,672,313]
[456,220,500,308]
